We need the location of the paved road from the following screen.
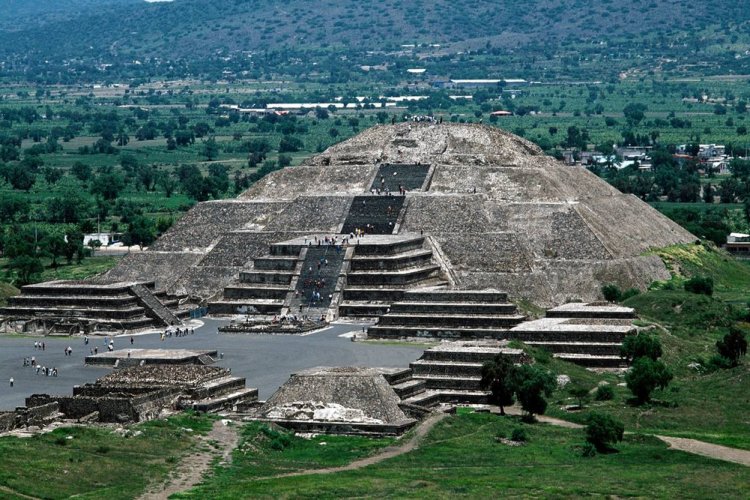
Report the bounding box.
[0,319,426,410]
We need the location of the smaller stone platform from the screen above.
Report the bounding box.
[85,348,218,367]
[546,302,636,319]
[251,366,418,436]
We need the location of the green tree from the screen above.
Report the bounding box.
[479,354,517,415]
[620,334,663,363]
[46,177,91,223]
[623,103,647,127]
[716,327,748,367]
[201,136,220,161]
[157,171,178,197]
[625,357,673,403]
[513,365,556,420]
[91,170,126,201]
[585,412,624,452]
[126,216,156,249]
[9,255,43,285]
[70,161,92,182]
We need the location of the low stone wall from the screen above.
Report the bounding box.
[254,418,416,437]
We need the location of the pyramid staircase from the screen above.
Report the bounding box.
[0,281,191,334]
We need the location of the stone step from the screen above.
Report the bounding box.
[338,301,392,317]
[403,290,508,303]
[378,313,525,328]
[222,285,289,300]
[371,163,431,191]
[421,347,521,363]
[0,305,149,320]
[350,249,434,271]
[351,235,425,255]
[524,341,623,356]
[192,387,259,413]
[341,195,406,235]
[346,264,440,286]
[388,302,518,315]
[188,376,246,400]
[367,325,516,340]
[553,354,627,368]
[7,294,139,308]
[208,300,284,315]
[130,284,181,327]
[401,389,441,407]
[412,375,483,391]
[253,256,299,271]
[391,379,427,399]
[410,360,484,377]
[381,367,413,385]
[435,389,490,405]
[341,288,406,301]
[239,270,295,285]
[507,328,629,343]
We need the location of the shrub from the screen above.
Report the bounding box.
[585,412,624,452]
[594,385,614,401]
[620,334,663,362]
[620,288,640,300]
[684,276,714,296]
[625,357,673,403]
[716,327,748,367]
[581,442,597,457]
[568,384,590,408]
[510,428,528,442]
[601,284,622,302]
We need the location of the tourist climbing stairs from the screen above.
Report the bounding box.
[288,245,346,315]
[341,195,406,235]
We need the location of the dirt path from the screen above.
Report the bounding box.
[656,435,750,467]
[270,412,449,479]
[139,419,239,500]
[0,485,41,500]
[502,404,749,467]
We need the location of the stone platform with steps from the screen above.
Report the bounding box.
[386,343,529,407]
[26,365,259,423]
[366,289,524,339]
[0,281,191,335]
[85,348,218,367]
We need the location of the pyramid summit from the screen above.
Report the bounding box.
[2,123,695,332]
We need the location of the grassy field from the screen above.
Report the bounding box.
[541,244,750,450]
[0,412,213,499]
[177,412,749,498]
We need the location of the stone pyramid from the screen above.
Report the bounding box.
[100,122,694,307]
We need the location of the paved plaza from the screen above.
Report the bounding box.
[0,319,426,410]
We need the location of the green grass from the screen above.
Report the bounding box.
[540,243,750,450]
[0,255,120,287]
[180,413,750,498]
[174,422,394,498]
[0,413,213,499]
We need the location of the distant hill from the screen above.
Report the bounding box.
[0,0,748,79]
